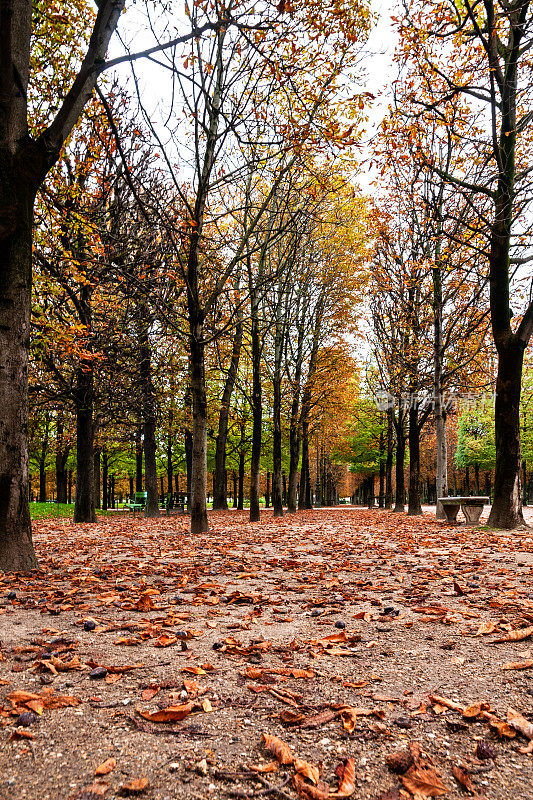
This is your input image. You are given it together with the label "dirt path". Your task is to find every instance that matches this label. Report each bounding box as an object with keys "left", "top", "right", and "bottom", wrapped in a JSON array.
[{"left": 1, "top": 508, "right": 532, "bottom": 800}]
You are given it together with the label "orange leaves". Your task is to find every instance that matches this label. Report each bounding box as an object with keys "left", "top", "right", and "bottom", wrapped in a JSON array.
[
  {"left": 262, "top": 735, "right": 356, "bottom": 798},
  {"left": 507, "top": 707, "right": 533, "bottom": 741},
  {"left": 5, "top": 687, "right": 81, "bottom": 717},
  {"left": 489, "top": 625, "right": 533, "bottom": 644},
  {"left": 262, "top": 733, "right": 295, "bottom": 765},
  {"left": 95, "top": 758, "right": 116, "bottom": 776},
  {"left": 119, "top": 777, "right": 149, "bottom": 795},
  {"left": 331, "top": 758, "right": 356, "bottom": 798},
  {"left": 399, "top": 744, "right": 448, "bottom": 797},
  {"left": 136, "top": 697, "right": 212, "bottom": 723},
  {"left": 401, "top": 765, "right": 448, "bottom": 797}
]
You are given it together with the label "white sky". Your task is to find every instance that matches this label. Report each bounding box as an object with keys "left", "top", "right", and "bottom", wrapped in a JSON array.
[{"left": 107, "top": 0, "right": 399, "bottom": 195}]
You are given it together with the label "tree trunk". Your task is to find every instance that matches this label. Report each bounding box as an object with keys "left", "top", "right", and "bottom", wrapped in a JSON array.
[
  {"left": 135, "top": 425, "right": 143, "bottom": 492},
  {"left": 232, "top": 470, "right": 238, "bottom": 508},
  {"left": 488, "top": 339, "right": 525, "bottom": 528},
  {"left": 367, "top": 474, "right": 375, "bottom": 508},
  {"left": 0, "top": 0, "right": 124, "bottom": 570},
  {"left": 39, "top": 457, "right": 46, "bottom": 503},
  {"left": 189, "top": 327, "right": 208, "bottom": 533},
  {"left": 272, "top": 355, "right": 284, "bottom": 518},
  {"left": 238, "top": 436, "right": 245, "bottom": 511},
  {"left": 139, "top": 307, "right": 160, "bottom": 518},
  {"left": 265, "top": 472, "right": 270, "bottom": 508},
  {"left": 385, "top": 410, "right": 393, "bottom": 509},
  {"left": 213, "top": 318, "right": 242, "bottom": 509},
  {"left": 378, "top": 427, "right": 385, "bottom": 508},
  {"left": 166, "top": 424, "right": 174, "bottom": 508},
  {"left": 299, "top": 420, "right": 312, "bottom": 509},
  {"left": 55, "top": 448, "right": 68, "bottom": 504},
  {"left": 249, "top": 291, "right": 262, "bottom": 522},
  {"left": 408, "top": 406, "right": 422, "bottom": 515},
  {"left": 393, "top": 420, "right": 406, "bottom": 513},
  {"left": 94, "top": 449, "right": 100, "bottom": 509},
  {"left": 432, "top": 264, "right": 448, "bottom": 519},
  {"left": 102, "top": 452, "right": 108, "bottom": 511},
  {"left": 73, "top": 384, "right": 95, "bottom": 522}
]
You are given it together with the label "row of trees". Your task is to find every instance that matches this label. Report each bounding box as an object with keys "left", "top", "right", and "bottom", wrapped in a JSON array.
[
  {"left": 0, "top": 0, "right": 373, "bottom": 570},
  {"left": 349, "top": 0, "right": 533, "bottom": 525}
]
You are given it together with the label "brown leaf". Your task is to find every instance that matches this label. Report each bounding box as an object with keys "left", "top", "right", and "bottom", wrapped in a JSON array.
[
  {"left": 280, "top": 708, "right": 339, "bottom": 728},
  {"left": 8, "top": 729, "right": 37, "bottom": 741},
  {"left": 339, "top": 706, "right": 372, "bottom": 733},
  {"left": 462, "top": 701, "right": 490, "bottom": 719},
  {"left": 247, "top": 762, "right": 279, "bottom": 773},
  {"left": 136, "top": 701, "right": 197, "bottom": 723},
  {"left": 502, "top": 659, "right": 533, "bottom": 670},
  {"left": 475, "top": 621, "right": 497, "bottom": 636},
  {"left": 153, "top": 634, "right": 178, "bottom": 647},
  {"left": 507, "top": 707, "right": 533, "bottom": 740},
  {"left": 453, "top": 764, "right": 475, "bottom": 793},
  {"left": 119, "top": 777, "right": 149, "bottom": 795},
  {"left": 429, "top": 694, "right": 465, "bottom": 713},
  {"left": 261, "top": 732, "right": 295, "bottom": 764},
  {"left": 490, "top": 625, "right": 533, "bottom": 643},
  {"left": 331, "top": 758, "right": 356, "bottom": 797},
  {"left": 293, "top": 773, "right": 330, "bottom": 799},
  {"left": 69, "top": 781, "right": 109, "bottom": 799},
  {"left": 294, "top": 757, "right": 321, "bottom": 785},
  {"left": 401, "top": 765, "right": 448, "bottom": 797},
  {"left": 95, "top": 758, "right": 116, "bottom": 776},
  {"left": 140, "top": 687, "right": 160, "bottom": 701}
]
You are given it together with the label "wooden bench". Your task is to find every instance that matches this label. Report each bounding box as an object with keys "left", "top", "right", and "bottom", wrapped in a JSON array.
[{"left": 438, "top": 496, "right": 490, "bottom": 525}]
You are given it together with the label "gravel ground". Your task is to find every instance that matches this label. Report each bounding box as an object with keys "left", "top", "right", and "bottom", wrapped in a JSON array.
[{"left": 0, "top": 507, "right": 532, "bottom": 800}]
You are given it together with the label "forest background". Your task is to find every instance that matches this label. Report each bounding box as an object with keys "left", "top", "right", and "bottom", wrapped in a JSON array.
[{"left": 2, "top": 0, "right": 533, "bottom": 571}]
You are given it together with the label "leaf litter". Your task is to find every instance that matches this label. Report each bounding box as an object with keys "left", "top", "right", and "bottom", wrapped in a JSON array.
[{"left": 0, "top": 507, "right": 533, "bottom": 798}]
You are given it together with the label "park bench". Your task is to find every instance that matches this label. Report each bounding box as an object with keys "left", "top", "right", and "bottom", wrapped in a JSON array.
[
  {"left": 438, "top": 496, "right": 490, "bottom": 525},
  {"left": 125, "top": 491, "right": 147, "bottom": 516},
  {"left": 158, "top": 492, "right": 187, "bottom": 514}
]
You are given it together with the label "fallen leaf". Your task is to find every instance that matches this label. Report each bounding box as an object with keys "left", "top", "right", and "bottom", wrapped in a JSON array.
[
  {"left": 502, "top": 660, "right": 533, "bottom": 670},
  {"left": 507, "top": 707, "right": 533, "bottom": 740},
  {"left": 95, "top": 758, "right": 116, "bottom": 776},
  {"left": 136, "top": 701, "right": 198, "bottom": 723},
  {"left": 401, "top": 765, "right": 448, "bottom": 797},
  {"left": 247, "top": 762, "right": 279, "bottom": 773},
  {"left": 262, "top": 732, "right": 295, "bottom": 764},
  {"left": 119, "top": 777, "right": 149, "bottom": 795},
  {"left": 294, "top": 757, "right": 321, "bottom": 785},
  {"left": 453, "top": 764, "right": 475, "bottom": 793},
  {"left": 293, "top": 773, "right": 330, "bottom": 799},
  {"left": 490, "top": 625, "right": 533, "bottom": 644},
  {"left": 331, "top": 758, "right": 356, "bottom": 797}
]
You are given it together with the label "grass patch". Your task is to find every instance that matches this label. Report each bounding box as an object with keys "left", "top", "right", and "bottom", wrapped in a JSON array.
[
  {"left": 29, "top": 502, "right": 120, "bottom": 520},
  {"left": 30, "top": 502, "right": 74, "bottom": 520}
]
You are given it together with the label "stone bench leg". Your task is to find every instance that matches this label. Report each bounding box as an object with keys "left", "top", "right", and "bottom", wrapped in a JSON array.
[
  {"left": 462, "top": 504, "right": 483, "bottom": 525},
  {"left": 443, "top": 504, "right": 460, "bottom": 523}
]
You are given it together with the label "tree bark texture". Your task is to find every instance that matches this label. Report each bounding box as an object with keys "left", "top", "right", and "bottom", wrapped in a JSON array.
[{"left": 213, "top": 318, "right": 242, "bottom": 509}]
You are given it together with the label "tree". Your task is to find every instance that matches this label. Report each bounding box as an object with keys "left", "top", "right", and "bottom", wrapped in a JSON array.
[
  {"left": 399, "top": 0, "right": 533, "bottom": 527},
  {"left": 0, "top": 0, "right": 124, "bottom": 570}
]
